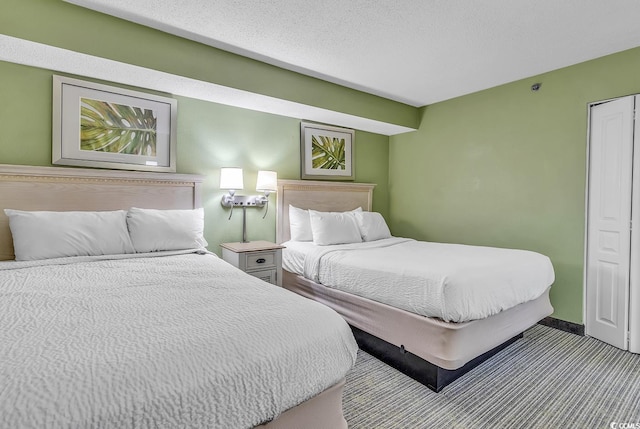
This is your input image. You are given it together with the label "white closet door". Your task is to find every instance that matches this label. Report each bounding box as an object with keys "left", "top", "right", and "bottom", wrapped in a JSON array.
[
  {"left": 631, "top": 95, "right": 640, "bottom": 353},
  {"left": 586, "top": 96, "right": 634, "bottom": 349}
]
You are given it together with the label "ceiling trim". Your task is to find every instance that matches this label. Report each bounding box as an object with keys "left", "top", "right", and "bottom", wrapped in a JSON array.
[{"left": 0, "top": 35, "right": 415, "bottom": 136}]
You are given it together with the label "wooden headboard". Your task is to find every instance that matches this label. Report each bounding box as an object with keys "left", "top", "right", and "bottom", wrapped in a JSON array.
[
  {"left": 0, "top": 164, "right": 204, "bottom": 261},
  {"left": 276, "top": 179, "right": 376, "bottom": 243}
]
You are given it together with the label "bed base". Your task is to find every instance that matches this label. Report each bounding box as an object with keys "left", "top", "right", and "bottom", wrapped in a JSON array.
[
  {"left": 282, "top": 270, "right": 553, "bottom": 393},
  {"left": 257, "top": 378, "right": 347, "bottom": 429},
  {"left": 351, "top": 325, "right": 522, "bottom": 392}
]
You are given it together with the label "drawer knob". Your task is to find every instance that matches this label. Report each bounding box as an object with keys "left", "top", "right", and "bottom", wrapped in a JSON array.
[{"left": 256, "top": 258, "right": 266, "bottom": 264}]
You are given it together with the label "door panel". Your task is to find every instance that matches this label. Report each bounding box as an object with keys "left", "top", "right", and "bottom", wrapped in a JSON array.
[
  {"left": 586, "top": 96, "right": 634, "bottom": 350},
  {"left": 595, "top": 261, "right": 617, "bottom": 325}
]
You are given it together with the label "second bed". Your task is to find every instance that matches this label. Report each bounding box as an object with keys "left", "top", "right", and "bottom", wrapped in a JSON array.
[{"left": 276, "top": 179, "right": 555, "bottom": 392}]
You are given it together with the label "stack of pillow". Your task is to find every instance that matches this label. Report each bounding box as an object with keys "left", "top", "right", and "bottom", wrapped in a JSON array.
[
  {"left": 289, "top": 205, "right": 391, "bottom": 245},
  {"left": 4, "top": 207, "right": 208, "bottom": 261}
]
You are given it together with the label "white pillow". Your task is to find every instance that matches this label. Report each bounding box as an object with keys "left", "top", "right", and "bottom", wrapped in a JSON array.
[
  {"left": 289, "top": 205, "right": 363, "bottom": 242},
  {"left": 355, "top": 211, "right": 392, "bottom": 241},
  {"left": 4, "top": 209, "right": 134, "bottom": 261},
  {"left": 289, "top": 205, "right": 313, "bottom": 241},
  {"left": 309, "top": 209, "right": 362, "bottom": 246},
  {"left": 127, "top": 207, "right": 208, "bottom": 253}
]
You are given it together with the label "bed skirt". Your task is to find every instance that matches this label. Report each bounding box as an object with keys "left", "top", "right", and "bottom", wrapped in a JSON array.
[
  {"left": 282, "top": 270, "right": 553, "bottom": 371},
  {"left": 257, "top": 378, "right": 347, "bottom": 429}
]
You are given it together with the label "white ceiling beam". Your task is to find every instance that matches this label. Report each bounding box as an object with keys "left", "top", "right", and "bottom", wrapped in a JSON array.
[{"left": 0, "top": 35, "right": 415, "bottom": 136}]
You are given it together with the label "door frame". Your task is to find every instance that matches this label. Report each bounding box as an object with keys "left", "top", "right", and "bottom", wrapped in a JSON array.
[{"left": 631, "top": 97, "right": 640, "bottom": 353}]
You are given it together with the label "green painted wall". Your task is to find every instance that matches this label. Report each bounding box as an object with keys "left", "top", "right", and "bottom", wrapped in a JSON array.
[
  {"left": 0, "top": 0, "right": 394, "bottom": 255},
  {"left": 390, "top": 47, "right": 640, "bottom": 324},
  {"left": 177, "top": 96, "right": 390, "bottom": 248},
  {"left": 0, "top": 60, "right": 390, "bottom": 254},
  {"left": 0, "top": 0, "right": 417, "bottom": 129}
]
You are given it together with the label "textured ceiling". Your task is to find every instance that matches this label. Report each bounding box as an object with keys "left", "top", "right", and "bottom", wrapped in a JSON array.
[{"left": 66, "top": 0, "right": 640, "bottom": 107}]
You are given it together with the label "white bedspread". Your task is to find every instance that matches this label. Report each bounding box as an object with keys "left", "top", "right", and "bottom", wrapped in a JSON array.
[
  {"left": 283, "top": 238, "right": 555, "bottom": 322},
  {"left": 0, "top": 252, "right": 357, "bottom": 429}
]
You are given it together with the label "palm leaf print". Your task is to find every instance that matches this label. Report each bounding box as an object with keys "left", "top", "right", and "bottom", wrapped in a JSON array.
[
  {"left": 80, "top": 98, "right": 157, "bottom": 156},
  {"left": 311, "top": 135, "right": 346, "bottom": 170}
]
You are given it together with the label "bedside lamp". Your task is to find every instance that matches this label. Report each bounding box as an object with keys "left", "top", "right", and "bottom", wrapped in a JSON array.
[
  {"left": 220, "top": 168, "right": 277, "bottom": 243},
  {"left": 256, "top": 170, "right": 278, "bottom": 218}
]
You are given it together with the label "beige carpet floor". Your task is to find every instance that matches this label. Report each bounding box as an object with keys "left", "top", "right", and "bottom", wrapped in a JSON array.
[{"left": 343, "top": 325, "right": 640, "bottom": 428}]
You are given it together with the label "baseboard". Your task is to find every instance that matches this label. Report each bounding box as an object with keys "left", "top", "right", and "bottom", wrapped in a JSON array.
[{"left": 538, "top": 317, "right": 585, "bottom": 336}]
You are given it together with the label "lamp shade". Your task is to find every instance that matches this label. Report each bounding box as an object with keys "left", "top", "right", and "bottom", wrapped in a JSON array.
[
  {"left": 256, "top": 170, "right": 278, "bottom": 192},
  {"left": 220, "top": 168, "right": 243, "bottom": 190}
]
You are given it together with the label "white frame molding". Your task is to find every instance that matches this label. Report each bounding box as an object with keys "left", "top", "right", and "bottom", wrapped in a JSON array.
[
  {"left": 300, "top": 122, "right": 355, "bottom": 181},
  {"left": 52, "top": 75, "right": 177, "bottom": 173}
]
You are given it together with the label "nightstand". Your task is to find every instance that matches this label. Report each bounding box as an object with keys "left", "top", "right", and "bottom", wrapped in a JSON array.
[{"left": 220, "top": 241, "right": 285, "bottom": 286}]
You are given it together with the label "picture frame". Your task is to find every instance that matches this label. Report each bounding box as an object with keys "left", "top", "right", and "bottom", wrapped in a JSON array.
[
  {"left": 52, "top": 75, "right": 177, "bottom": 172},
  {"left": 300, "top": 121, "right": 355, "bottom": 180}
]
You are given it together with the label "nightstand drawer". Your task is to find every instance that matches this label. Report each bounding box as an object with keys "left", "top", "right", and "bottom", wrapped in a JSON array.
[
  {"left": 249, "top": 269, "right": 277, "bottom": 284},
  {"left": 245, "top": 250, "right": 276, "bottom": 270}
]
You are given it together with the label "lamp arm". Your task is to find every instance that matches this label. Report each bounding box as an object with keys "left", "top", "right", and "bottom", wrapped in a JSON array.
[
  {"left": 221, "top": 190, "right": 236, "bottom": 219},
  {"left": 258, "top": 191, "right": 272, "bottom": 219}
]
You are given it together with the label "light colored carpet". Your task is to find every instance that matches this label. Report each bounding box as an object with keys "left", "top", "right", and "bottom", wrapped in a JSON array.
[{"left": 343, "top": 325, "right": 640, "bottom": 428}]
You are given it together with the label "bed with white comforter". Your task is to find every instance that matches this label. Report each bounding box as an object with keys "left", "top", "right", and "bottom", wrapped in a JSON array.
[
  {"left": 0, "top": 251, "right": 358, "bottom": 429},
  {"left": 283, "top": 237, "right": 555, "bottom": 322},
  {"left": 276, "top": 179, "right": 555, "bottom": 392}
]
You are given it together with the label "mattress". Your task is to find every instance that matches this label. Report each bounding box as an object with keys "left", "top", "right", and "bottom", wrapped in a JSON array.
[
  {"left": 0, "top": 251, "right": 358, "bottom": 429},
  {"left": 283, "top": 238, "right": 555, "bottom": 322}
]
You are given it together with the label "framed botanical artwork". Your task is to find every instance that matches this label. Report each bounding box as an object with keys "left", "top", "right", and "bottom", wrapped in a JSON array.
[
  {"left": 300, "top": 122, "right": 355, "bottom": 180},
  {"left": 52, "top": 75, "right": 177, "bottom": 172}
]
